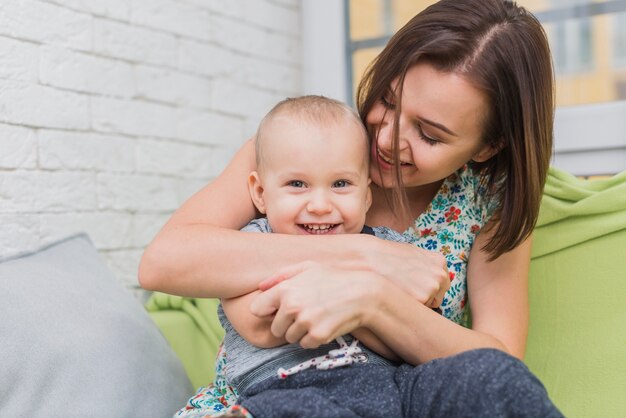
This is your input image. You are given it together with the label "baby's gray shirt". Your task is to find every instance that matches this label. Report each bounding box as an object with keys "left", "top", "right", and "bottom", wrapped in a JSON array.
[{"left": 217, "top": 217, "right": 407, "bottom": 393}]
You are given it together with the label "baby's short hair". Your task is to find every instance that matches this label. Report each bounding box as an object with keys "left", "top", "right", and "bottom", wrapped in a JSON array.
[{"left": 255, "top": 95, "right": 369, "bottom": 170}]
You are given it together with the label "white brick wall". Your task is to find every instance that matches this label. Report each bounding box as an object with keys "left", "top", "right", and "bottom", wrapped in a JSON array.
[{"left": 0, "top": 0, "right": 302, "bottom": 295}]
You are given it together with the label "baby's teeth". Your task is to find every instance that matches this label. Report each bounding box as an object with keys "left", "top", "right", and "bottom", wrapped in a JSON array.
[{"left": 305, "top": 224, "right": 331, "bottom": 230}]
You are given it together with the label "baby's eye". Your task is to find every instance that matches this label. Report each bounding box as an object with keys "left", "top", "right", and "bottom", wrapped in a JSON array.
[
  {"left": 332, "top": 180, "right": 350, "bottom": 188},
  {"left": 288, "top": 180, "right": 305, "bottom": 188}
]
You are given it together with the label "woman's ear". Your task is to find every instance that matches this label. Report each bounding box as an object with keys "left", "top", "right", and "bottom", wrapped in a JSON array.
[
  {"left": 248, "top": 171, "right": 266, "bottom": 214},
  {"left": 472, "top": 141, "right": 502, "bottom": 163}
]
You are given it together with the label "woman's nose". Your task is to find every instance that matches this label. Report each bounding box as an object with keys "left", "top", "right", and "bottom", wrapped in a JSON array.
[
  {"left": 306, "top": 190, "right": 333, "bottom": 214},
  {"left": 376, "top": 121, "right": 393, "bottom": 150},
  {"left": 375, "top": 119, "right": 408, "bottom": 153}
]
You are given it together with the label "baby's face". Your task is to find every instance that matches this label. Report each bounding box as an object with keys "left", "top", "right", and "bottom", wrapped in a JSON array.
[{"left": 254, "top": 117, "right": 371, "bottom": 235}]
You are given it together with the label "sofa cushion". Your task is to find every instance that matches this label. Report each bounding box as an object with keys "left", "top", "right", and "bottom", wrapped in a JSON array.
[
  {"left": 147, "top": 293, "right": 224, "bottom": 389},
  {"left": 526, "top": 168, "right": 626, "bottom": 418},
  {"left": 0, "top": 234, "right": 193, "bottom": 417}
]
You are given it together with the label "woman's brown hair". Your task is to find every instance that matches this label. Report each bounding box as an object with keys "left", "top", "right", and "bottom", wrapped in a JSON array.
[{"left": 357, "top": 0, "right": 554, "bottom": 260}]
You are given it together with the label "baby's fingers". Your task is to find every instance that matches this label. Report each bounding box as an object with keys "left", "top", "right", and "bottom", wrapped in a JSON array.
[{"left": 249, "top": 288, "right": 280, "bottom": 317}]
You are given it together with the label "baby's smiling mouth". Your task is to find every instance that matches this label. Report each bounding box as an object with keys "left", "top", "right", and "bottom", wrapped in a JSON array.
[{"left": 299, "top": 223, "right": 338, "bottom": 234}]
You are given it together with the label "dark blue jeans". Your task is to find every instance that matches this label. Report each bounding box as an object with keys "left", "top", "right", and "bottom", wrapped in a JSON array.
[{"left": 238, "top": 348, "right": 563, "bottom": 418}]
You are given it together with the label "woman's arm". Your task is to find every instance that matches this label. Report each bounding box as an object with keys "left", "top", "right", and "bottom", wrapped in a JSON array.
[
  {"left": 138, "top": 140, "right": 371, "bottom": 298},
  {"left": 139, "top": 139, "right": 260, "bottom": 297},
  {"left": 358, "top": 224, "right": 531, "bottom": 362},
  {"left": 350, "top": 328, "right": 401, "bottom": 361},
  {"left": 250, "top": 223, "right": 531, "bottom": 363},
  {"left": 139, "top": 139, "right": 450, "bottom": 301},
  {"left": 363, "top": 233, "right": 530, "bottom": 363},
  {"left": 465, "top": 231, "right": 531, "bottom": 359}
]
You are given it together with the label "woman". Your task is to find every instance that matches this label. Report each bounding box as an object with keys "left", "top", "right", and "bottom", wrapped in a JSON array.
[{"left": 140, "top": 0, "right": 561, "bottom": 416}]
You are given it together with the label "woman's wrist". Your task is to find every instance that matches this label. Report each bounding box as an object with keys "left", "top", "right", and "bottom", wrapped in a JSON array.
[
  {"left": 357, "top": 270, "right": 388, "bottom": 328},
  {"left": 336, "top": 233, "right": 383, "bottom": 274}
]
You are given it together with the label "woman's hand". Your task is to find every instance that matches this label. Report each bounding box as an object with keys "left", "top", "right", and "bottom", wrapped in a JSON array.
[
  {"left": 366, "top": 239, "right": 450, "bottom": 308},
  {"left": 249, "top": 262, "right": 385, "bottom": 349},
  {"left": 259, "top": 238, "right": 450, "bottom": 309}
]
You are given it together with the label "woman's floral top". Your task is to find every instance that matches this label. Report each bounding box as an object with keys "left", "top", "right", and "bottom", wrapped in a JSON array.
[
  {"left": 402, "top": 164, "right": 498, "bottom": 325},
  {"left": 175, "top": 344, "right": 249, "bottom": 418},
  {"left": 175, "top": 165, "right": 498, "bottom": 417}
]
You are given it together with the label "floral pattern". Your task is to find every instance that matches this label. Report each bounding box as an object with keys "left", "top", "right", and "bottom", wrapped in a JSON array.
[
  {"left": 174, "top": 165, "right": 497, "bottom": 417},
  {"left": 175, "top": 344, "right": 250, "bottom": 418},
  {"left": 402, "top": 165, "right": 497, "bottom": 324}
]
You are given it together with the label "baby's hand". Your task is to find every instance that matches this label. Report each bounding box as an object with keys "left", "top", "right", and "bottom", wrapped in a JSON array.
[{"left": 250, "top": 263, "right": 379, "bottom": 349}]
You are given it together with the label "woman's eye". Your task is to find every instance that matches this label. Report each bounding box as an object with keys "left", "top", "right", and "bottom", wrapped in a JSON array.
[
  {"left": 416, "top": 123, "right": 440, "bottom": 146},
  {"left": 288, "top": 180, "right": 305, "bottom": 188},
  {"left": 332, "top": 180, "right": 349, "bottom": 188},
  {"left": 381, "top": 90, "right": 396, "bottom": 109}
]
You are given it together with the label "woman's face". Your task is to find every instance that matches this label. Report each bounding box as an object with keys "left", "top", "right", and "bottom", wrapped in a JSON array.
[{"left": 366, "top": 62, "right": 496, "bottom": 191}]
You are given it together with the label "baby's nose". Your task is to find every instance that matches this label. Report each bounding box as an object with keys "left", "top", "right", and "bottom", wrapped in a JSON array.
[{"left": 306, "top": 190, "right": 333, "bottom": 214}]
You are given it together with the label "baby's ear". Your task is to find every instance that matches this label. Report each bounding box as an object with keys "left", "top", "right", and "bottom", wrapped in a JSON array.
[
  {"left": 248, "top": 171, "right": 266, "bottom": 214},
  {"left": 365, "top": 179, "right": 373, "bottom": 212}
]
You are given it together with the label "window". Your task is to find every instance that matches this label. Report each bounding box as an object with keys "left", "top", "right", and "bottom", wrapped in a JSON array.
[
  {"left": 547, "top": 0, "right": 593, "bottom": 74},
  {"left": 346, "top": 0, "right": 626, "bottom": 107},
  {"left": 614, "top": 12, "right": 626, "bottom": 69},
  {"left": 346, "top": 0, "right": 431, "bottom": 104}
]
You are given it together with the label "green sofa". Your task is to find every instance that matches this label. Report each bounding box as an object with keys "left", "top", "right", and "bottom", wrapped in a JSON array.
[{"left": 147, "top": 167, "right": 626, "bottom": 418}]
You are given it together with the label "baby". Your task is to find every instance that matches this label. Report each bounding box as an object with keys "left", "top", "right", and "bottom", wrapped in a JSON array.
[{"left": 217, "top": 95, "right": 407, "bottom": 417}]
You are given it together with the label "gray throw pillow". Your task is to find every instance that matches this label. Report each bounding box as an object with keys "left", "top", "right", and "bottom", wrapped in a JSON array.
[{"left": 0, "top": 234, "right": 193, "bottom": 417}]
